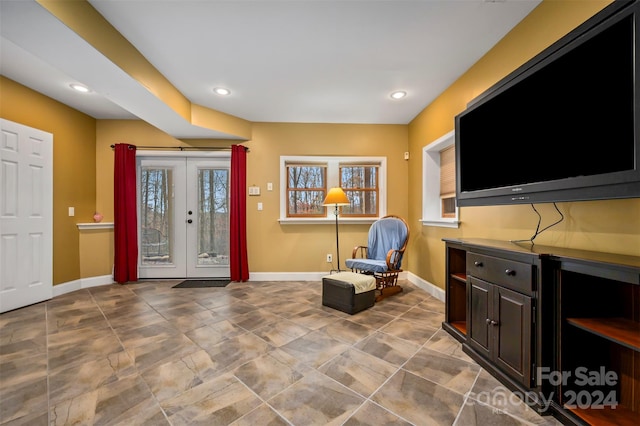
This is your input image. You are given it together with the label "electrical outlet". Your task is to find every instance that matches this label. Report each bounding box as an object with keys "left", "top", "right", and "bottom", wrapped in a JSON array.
[{"left": 326, "top": 254, "right": 333, "bottom": 263}]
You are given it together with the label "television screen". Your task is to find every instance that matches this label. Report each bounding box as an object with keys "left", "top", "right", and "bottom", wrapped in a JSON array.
[{"left": 455, "top": 0, "right": 639, "bottom": 206}]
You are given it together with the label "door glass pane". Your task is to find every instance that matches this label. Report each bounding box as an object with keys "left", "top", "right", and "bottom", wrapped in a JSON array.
[
  {"left": 140, "top": 167, "right": 173, "bottom": 265},
  {"left": 197, "top": 168, "right": 229, "bottom": 266}
]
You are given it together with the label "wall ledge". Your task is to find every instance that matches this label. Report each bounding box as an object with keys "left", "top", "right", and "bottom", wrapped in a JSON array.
[{"left": 77, "top": 222, "right": 114, "bottom": 230}]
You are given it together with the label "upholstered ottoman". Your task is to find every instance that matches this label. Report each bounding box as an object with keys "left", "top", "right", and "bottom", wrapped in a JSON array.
[{"left": 322, "top": 271, "right": 376, "bottom": 314}]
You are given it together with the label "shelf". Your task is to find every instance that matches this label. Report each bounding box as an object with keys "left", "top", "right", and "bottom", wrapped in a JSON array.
[
  {"left": 567, "top": 405, "right": 638, "bottom": 426},
  {"left": 451, "top": 321, "right": 466, "bottom": 335},
  {"left": 450, "top": 272, "right": 467, "bottom": 283},
  {"left": 567, "top": 317, "right": 640, "bottom": 352},
  {"left": 77, "top": 222, "right": 114, "bottom": 230}
]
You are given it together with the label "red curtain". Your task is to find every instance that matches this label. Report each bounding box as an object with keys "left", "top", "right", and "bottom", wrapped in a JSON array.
[
  {"left": 113, "top": 143, "right": 138, "bottom": 284},
  {"left": 230, "top": 145, "right": 249, "bottom": 281}
]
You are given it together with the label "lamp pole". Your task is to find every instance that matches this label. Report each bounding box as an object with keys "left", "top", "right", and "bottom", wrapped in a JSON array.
[
  {"left": 333, "top": 205, "right": 341, "bottom": 272},
  {"left": 322, "top": 187, "right": 349, "bottom": 274}
]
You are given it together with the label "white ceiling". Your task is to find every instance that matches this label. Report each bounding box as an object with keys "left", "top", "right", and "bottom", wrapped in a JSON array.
[{"left": 0, "top": 0, "right": 541, "bottom": 139}]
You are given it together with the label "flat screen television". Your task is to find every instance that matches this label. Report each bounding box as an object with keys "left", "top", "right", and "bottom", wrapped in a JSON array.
[{"left": 455, "top": 0, "right": 640, "bottom": 207}]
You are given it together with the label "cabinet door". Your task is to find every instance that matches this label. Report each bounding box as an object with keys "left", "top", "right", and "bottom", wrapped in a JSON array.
[
  {"left": 493, "top": 286, "right": 532, "bottom": 386},
  {"left": 467, "top": 276, "right": 492, "bottom": 359}
]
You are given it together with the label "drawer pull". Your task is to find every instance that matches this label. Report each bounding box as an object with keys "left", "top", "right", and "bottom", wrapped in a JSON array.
[
  {"left": 485, "top": 318, "right": 499, "bottom": 326},
  {"left": 505, "top": 269, "right": 516, "bottom": 276},
  {"left": 474, "top": 261, "right": 483, "bottom": 267}
]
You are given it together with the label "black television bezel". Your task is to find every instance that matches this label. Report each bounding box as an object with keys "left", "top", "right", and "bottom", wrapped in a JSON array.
[{"left": 455, "top": 0, "right": 640, "bottom": 207}]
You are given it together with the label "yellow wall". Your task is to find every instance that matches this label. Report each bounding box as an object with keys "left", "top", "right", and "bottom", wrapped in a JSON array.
[
  {"left": 243, "top": 123, "right": 408, "bottom": 272},
  {"left": 3, "top": 0, "right": 639, "bottom": 287},
  {"left": 0, "top": 76, "right": 96, "bottom": 285},
  {"left": 407, "top": 0, "right": 640, "bottom": 289},
  {"left": 79, "top": 229, "right": 113, "bottom": 279},
  {"left": 95, "top": 120, "right": 237, "bottom": 219},
  {"left": 95, "top": 120, "right": 408, "bottom": 275}
]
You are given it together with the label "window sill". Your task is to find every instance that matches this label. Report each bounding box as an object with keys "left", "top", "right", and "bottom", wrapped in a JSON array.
[
  {"left": 421, "top": 219, "right": 460, "bottom": 229},
  {"left": 77, "top": 222, "right": 114, "bottom": 230},
  {"left": 278, "top": 217, "right": 378, "bottom": 225}
]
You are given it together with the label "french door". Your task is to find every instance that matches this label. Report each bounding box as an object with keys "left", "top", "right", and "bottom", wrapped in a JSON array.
[{"left": 137, "top": 154, "right": 230, "bottom": 279}]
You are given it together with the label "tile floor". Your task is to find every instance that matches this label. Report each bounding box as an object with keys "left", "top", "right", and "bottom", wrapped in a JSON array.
[{"left": 0, "top": 279, "right": 562, "bottom": 425}]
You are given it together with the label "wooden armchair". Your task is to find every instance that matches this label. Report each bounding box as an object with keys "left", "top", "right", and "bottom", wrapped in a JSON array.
[{"left": 345, "top": 215, "right": 409, "bottom": 301}]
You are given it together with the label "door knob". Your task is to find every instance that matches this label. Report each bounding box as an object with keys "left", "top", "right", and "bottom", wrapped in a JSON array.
[
  {"left": 187, "top": 219, "right": 193, "bottom": 224},
  {"left": 188, "top": 210, "right": 193, "bottom": 215}
]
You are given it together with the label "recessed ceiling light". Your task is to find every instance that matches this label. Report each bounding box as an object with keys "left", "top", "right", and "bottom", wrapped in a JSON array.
[
  {"left": 70, "top": 83, "right": 90, "bottom": 93},
  {"left": 390, "top": 91, "right": 407, "bottom": 100},
  {"left": 213, "top": 87, "right": 231, "bottom": 96}
]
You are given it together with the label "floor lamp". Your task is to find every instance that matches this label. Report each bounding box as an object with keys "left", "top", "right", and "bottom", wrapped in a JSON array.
[{"left": 322, "top": 187, "right": 350, "bottom": 272}]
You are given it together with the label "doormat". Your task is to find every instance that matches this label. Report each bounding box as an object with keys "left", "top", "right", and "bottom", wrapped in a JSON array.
[{"left": 172, "top": 280, "right": 231, "bottom": 288}]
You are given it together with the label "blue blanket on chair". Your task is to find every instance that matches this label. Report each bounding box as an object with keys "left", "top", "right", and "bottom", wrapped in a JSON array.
[{"left": 345, "top": 217, "right": 407, "bottom": 273}]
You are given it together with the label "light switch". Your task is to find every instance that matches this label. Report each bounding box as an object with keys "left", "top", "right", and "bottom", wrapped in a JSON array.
[
  {"left": 249, "top": 186, "right": 260, "bottom": 196},
  {"left": 257, "top": 202, "right": 263, "bottom": 211},
  {"left": 68, "top": 207, "right": 75, "bottom": 217},
  {"left": 267, "top": 182, "right": 273, "bottom": 191}
]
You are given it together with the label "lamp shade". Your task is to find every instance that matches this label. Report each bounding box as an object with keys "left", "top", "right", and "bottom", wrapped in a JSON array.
[{"left": 322, "top": 187, "right": 350, "bottom": 206}]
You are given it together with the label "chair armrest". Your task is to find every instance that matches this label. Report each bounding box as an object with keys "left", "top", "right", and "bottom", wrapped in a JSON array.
[
  {"left": 352, "top": 245, "right": 368, "bottom": 258},
  {"left": 386, "top": 249, "right": 405, "bottom": 271}
]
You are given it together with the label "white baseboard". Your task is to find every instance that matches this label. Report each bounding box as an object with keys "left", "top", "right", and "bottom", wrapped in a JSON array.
[
  {"left": 247, "top": 272, "right": 328, "bottom": 281},
  {"left": 248, "top": 271, "right": 413, "bottom": 282},
  {"left": 405, "top": 271, "right": 445, "bottom": 302},
  {"left": 52, "top": 275, "right": 114, "bottom": 297},
  {"left": 50, "top": 271, "right": 445, "bottom": 303}
]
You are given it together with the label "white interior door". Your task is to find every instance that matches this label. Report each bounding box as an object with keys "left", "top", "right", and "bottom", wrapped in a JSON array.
[
  {"left": 138, "top": 154, "right": 230, "bottom": 279},
  {"left": 0, "top": 119, "right": 53, "bottom": 313}
]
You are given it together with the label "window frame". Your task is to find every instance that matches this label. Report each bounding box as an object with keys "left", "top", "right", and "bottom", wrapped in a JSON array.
[
  {"left": 421, "top": 130, "right": 460, "bottom": 228},
  {"left": 339, "top": 162, "right": 380, "bottom": 218},
  {"left": 285, "top": 162, "right": 327, "bottom": 218},
  {"left": 279, "top": 155, "right": 387, "bottom": 224}
]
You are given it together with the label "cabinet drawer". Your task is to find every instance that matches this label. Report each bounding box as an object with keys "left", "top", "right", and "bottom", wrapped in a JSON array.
[{"left": 467, "top": 252, "right": 533, "bottom": 294}]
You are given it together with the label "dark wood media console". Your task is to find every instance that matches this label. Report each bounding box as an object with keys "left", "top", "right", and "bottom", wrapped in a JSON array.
[{"left": 442, "top": 238, "right": 640, "bottom": 426}]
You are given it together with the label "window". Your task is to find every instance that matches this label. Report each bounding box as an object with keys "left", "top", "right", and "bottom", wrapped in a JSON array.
[
  {"left": 340, "top": 163, "right": 379, "bottom": 217},
  {"left": 286, "top": 163, "right": 326, "bottom": 217},
  {"left": 439, "top": 145, "right": 456, "bottom": 218},
  {"left": 280, "top": 156, "right": 386, "bottom": 223},
  {"left": 422, "top": 130, "right": 460, "bottom": 228}
]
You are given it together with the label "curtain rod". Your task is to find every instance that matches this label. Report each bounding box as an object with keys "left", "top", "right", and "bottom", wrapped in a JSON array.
[{"left": 109, "top": 144, "right": 248, "bottom": 151}]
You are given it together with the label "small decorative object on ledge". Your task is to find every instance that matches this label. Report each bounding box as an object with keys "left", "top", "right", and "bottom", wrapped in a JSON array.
[{"left": 93, "top": 212, "right": 103, "bottom": 223}]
